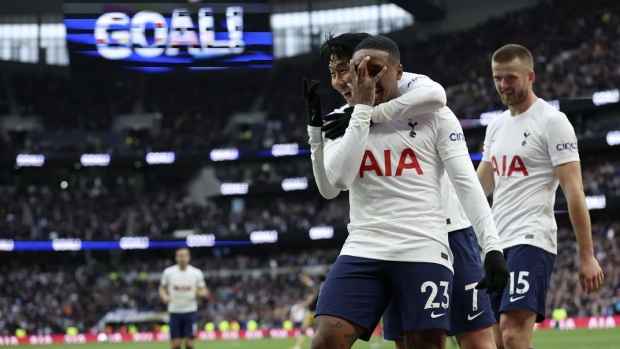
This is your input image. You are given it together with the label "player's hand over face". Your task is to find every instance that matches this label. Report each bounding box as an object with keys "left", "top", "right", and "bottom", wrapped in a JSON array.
[
  {"left": 348, "top": 55, "right": 387, "bottom": 107},
  {"left": 578, "top": 255, "right": 604, "bottom": 294},
  {"left": 302, "top": 78, "right": 323, "bottom": 127},
  {"left": 476, "top": 250, "right": 509, "bottom": 293}
]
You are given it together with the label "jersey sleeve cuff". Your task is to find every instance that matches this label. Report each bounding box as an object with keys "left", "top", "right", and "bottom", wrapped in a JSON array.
[
  {"left": 307, "top": 126, "right": 323, "bottom": 144},
  {"left": 551, "top": 156, "right": 580, "bottom": 167},
  {"left": 440, "top": 149, "right": 471, "bottom": 162}
]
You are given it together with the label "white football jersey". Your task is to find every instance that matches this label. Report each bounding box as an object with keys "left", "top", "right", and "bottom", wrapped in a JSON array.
[
  {"left": 324, "top": 105, "right": 470, "bottom": 271},
  {"left": 160, "top": 265, "right": 206, "bottom": 313},
  {"left": 324, "top": 73, "right": 472, "bottom": 232},
  {"left": 482, "top": 98, "right": 579, "bottom": 254},
  {"left": 398, "top": 73, "right": 471, "bottom": 232},
  {"left": 290, "top": 303, "right": 307, "bottom": 323}
]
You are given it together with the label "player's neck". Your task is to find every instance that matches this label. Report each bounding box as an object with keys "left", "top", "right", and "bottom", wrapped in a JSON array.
[
  {"left": 508, "top": 92, "right": 538, "bottom": 116},
  {"left": 178, "top": 264, "right": 188, "bottom": 270}
]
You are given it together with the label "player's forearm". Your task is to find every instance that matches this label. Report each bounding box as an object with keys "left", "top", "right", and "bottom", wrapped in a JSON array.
[
  {"left": 196, "top": 287, "right": 208, "bottom": 298},
  {"left": 323, "top": 105, "right": 372, "bottom": 190},
  {"left": 566, "top": 189, "right": 594, "bottom": 258},
  {"left": 476, "top": 161, "right": 495, "bottom": 197},
  {"left": 302, "top": 294, "right": 317, "bottom": 308},
  {"left": 308, "top": 126, "right": 340, "bottom": 199},
  {"left": 370, "top": 82, "right": 446, "bottom": 123},
  {"left": 158, "top": 287, "right": 169, "bottom": 300},
  {"left": 444, "top": 155, "right": 502, "bottom": 253}
]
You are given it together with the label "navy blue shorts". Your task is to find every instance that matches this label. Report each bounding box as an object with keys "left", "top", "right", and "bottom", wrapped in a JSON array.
[
  {"left": 169, "top": 311, "right": 197, "bottom": 339},
  {"left": 489, "top": 244, "right": 556, "bottom": 323},
  {"left": 315, "top": 255, "right": 453, "bottom": 341},
  {"left": 384, "top": 227, "right": 495, "bottom": 340}
]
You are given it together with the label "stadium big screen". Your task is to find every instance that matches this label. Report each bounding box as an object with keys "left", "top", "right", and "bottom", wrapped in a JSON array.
[{"left": 63, "top": 0, "right": 273, "bottom": 73}]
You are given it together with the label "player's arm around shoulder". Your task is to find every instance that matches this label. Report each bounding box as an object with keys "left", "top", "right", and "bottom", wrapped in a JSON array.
[
  {"left": 322, "top": 105, "right": 373, "bottom": 190},
  {"left": 370, "top": 72, "right": 447, "bottom": 124}
]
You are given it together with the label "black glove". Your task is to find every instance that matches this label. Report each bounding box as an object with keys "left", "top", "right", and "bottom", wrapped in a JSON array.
[
  {"left": 302, "top": 78, "right": 323, "bottom": 127},
  {"left": 476, "top": 250, "right": 509, "bottom": 293},
  {"left": 321, "top": 107, "right": 354, "bottom": 140}
]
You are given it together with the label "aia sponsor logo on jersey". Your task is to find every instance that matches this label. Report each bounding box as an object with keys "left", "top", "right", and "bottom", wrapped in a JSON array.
[
  {"left": 491, "top": 155, "right": 529, "bottom": 177},
  {"left": 359, "top": 148, "right": 423, "bottom": 178},
  {"left": 173, "top": 285, "right": 192, "bottom": 292}
]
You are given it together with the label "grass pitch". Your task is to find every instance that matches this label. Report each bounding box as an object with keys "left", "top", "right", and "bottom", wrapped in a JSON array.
[{"left": 16, "top": 328, "right": 620, "bottom": 349}]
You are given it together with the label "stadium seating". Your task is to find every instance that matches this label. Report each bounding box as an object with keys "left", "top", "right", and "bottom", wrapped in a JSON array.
[
  {"left": 1, "top": 222, "right": 618, "bottom": 335},
  {"left": 1, "top": 2, "right": 618, "bottom": 155}
]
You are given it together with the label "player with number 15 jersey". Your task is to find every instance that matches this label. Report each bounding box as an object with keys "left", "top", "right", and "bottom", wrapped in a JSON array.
[{"left": 477, "top": 44, "right": 603, "bottom": 349}]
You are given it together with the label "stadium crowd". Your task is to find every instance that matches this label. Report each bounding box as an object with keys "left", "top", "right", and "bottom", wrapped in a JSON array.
[
  {"left": 547, "top": 222, "right": 620, "bottom": 318},
  {"left": 403, "top": 0, "right": 620, "bottom": 119},
  {"left": 0, "top": 249, "right": 339, "bottom": 336},
  {"left": 0, "top": 0, "right": 617, "bottom": 156},
  {"left": 263, "top": 0, "right": 620, "bottom": 133},
  {"left": 0, "top": 221, "right": 618, "bottom": 336},
  {"left": 1, "top": 156, "right": 619, "bottom": 241},
  {"left": 3, "top": 175, "right": 349, "bottom": 240}
]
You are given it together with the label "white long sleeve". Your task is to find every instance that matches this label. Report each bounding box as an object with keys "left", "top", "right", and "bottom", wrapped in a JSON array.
[
  {"left": 308, "top": 125, "right": 340, "bottom": 199},
  {"left": 323, "top": 105, "right": 372, "bottom": 191},
  {"left": 443, "top": 154, "right": 503, "bottom": 254},
  {"left": 370, "top": 73, "right": 447, "bottom": 123}
]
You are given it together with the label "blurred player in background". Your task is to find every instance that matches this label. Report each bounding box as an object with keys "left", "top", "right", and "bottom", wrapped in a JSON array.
[
  {"left": 369, "top": 317, "right": 385, "bottom": 349},
  {"left": 159, "top": 248, "right": 209, "bottom": 349},
  {"left": 290, "top": 274, "right": 322, "bottom": 349},
  {"left": 305, "top": 35, "right": 507, "bottom": 349},
  {"left": 304, "top": 32, "right": 507, "bottom": 349},
  {"left": 290, "top": 301, "right": 308, "bottom": 330},
  {"left": 476, "top": 44, "right": 604, "bottom": 349}
]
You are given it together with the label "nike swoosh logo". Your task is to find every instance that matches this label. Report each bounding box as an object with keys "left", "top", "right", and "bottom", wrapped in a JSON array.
[
  {"left": 467, "top": 311, "right": 484, "bottom": 321},
  {"left": 510, "top": 295, "right": 526, "bottom": 302},
  {"left": 430, "top": 312, "right": 446, "bottom": 319}
]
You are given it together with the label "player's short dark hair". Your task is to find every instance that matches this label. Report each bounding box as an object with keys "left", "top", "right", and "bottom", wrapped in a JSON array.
[
  {"left": 354, "top": 35, "right": 400, "bottom": 62},
  {"left": 492, "top": 44, "right": 534, "bottom": 71},
  {"left": 176, "top": 247, "right": 190, "bottom": 254},
  {"left": 319, "top": 32, "right": 372, "bottom": 62}
]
